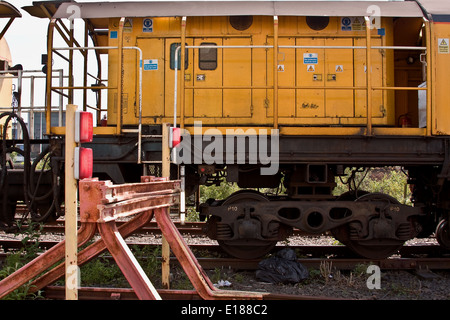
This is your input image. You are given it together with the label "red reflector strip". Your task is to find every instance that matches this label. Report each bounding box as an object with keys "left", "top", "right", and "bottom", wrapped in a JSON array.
[
  {"left": 75, "top": 111, "right": 93, "bottom": 143},
  {"left": 171, "top": 127, "right": 181, "bottom": 148},
  {"left": 74, "top": 147, "right": 93, "bottom": 180}
]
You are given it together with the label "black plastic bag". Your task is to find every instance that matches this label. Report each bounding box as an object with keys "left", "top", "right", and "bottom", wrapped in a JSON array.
[{"left": 255, "top": 248, "right": 309, "bottom": 284}]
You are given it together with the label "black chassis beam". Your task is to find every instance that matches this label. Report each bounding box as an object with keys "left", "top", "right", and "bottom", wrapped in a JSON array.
[
  {"left": 278, "top": 135, "right": 450, "bottom": 166},
  {"left": 50, "top": 132, "right": 450, "bottom": 182},
  {"left": 177, "top": 133, "right": 450, "bottom": 167},
  {"left": 56, "top": 131, "right": 450, "bottom": 167}
]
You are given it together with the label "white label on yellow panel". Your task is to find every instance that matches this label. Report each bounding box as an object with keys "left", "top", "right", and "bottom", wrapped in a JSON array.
[
  {"left": 143, "top": 59, "right": 158, "bottom": 70},
  {"left": 335, "top": 65, "right": 344, "bottom": 72},
  {"left": 307, "top": 65, "right": 315, "bottom": 72},
  {"left": 278, "top": 64, "right": 285, "bottom": 72},
  {"left": 303, "top": 53, "right": 318, "bottom": 64},
  {"left": 438, "top": 38, "right": 449, "bottom": 54}
]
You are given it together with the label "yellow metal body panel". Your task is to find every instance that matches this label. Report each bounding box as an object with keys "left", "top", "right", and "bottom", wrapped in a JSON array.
[
  {"left": 139, "top": 38, "right": 165, "bottom": 118},
  {"left": 432, "top": 23, "right": 450, "bottom": 135},
  {"left": 223, "top": 37, "right": 252, "bottom": 118},
  {"left": 106, "top": 16, "right": 397, "bottom": 128},
  {"left": 193, "top": 37, "right": 223, "bottom": 118}
]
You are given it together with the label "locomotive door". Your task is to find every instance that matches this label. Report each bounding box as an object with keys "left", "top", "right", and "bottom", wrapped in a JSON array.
[
  {"left": 324, "top": 38, "right": 354, "bottom": 118},
  {"left": 138, "top": 38, "right": 165, "bottom": 118},
  {"left": 296, "top": 38, "right": 325, "bottom": 118},
  {"left": 164, "top": 39, "right": 194, "bottom": 118},
  {"left": 267, "top": 37, "right": 296, "bottom": 118},
  {"left": 354, "top": 37, "right": 384, "bottom": 119},
  {"left": 296, "top": 38, "right": 354, "bottom": 120},
  {"left": 193, "top": 38, "right": 223, "bottom": 118},
  {"left": 223, "top": 37, "right": 252, "bottom": 118}
]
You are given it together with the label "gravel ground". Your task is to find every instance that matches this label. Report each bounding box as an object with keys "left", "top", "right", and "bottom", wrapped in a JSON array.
[
  {"left": 200, "top": 236, "right": 450, "bottom": 300},
  {"left": 219, "top": 266, "right": 450, "bottom": 300}
]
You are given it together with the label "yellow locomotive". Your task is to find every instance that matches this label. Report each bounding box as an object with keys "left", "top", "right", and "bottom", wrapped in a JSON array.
[{"left": 5, "top": 0, "right": 449, "bottom": 259}]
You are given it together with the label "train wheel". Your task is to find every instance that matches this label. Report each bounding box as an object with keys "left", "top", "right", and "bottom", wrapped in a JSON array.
[
  {"left": 217, "top": 190, "right": 279, "bottom": 259},
  {"left": 436, "top": 219, "right": 450, "bottom": 250},
  {"left": 332, "top": 192, "right": 405, "bottom": 259}
]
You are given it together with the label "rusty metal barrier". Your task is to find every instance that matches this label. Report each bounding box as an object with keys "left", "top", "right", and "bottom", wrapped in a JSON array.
[{"left": 0, "top": 176, "right": 266, "bottom": 300}]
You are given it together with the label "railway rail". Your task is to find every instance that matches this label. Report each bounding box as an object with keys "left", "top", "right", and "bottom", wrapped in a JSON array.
[
  {"left": 12, "top": 219, "right": 309, "bottom": 237},
  {"left": 1, "top": 236, "right": 449, "bottom": 270}
]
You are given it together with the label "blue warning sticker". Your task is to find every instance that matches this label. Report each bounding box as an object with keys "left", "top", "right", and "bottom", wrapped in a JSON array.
[{"left": 143, "top": 18, "right": 153, "bottom": 33}]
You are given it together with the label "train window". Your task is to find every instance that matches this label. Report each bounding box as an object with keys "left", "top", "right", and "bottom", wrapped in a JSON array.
[
  {"left": 230, "top": 16, "right": 253, "bottom": 31},
  {"left": 199, "top": 43, "right": 217, "bottom": 70},
  {"left": 170, "top": 43, "right": 189, "bottom": 70},
  {"left": 306, "top": 16, "right": 330, "bottom": 31}
]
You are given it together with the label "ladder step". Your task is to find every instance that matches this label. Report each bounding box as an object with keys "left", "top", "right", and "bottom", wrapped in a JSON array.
[
  {"left": 142, "top": 135, "right": 162, "bottom": 138},
  {"left": 142, "top": 160, "right": 162, "bottom": 164}
]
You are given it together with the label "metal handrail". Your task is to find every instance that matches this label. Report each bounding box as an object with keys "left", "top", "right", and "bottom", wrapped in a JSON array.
[
  {"left": 49, "top": 45, "right": 143, "bottom": 139},
  {"left": 0, "top": 69, "right": 67, "bottom": 139}
]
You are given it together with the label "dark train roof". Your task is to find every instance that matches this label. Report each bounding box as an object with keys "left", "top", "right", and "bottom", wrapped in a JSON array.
[
  {"left": 416, "top": 0, "right": 450, "bottom": 22},
  {"left": 22, "top": 0, "right": 450, "bottom": 22}
]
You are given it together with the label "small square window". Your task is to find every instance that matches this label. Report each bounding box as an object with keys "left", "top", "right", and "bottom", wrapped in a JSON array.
[
  {"left": 199, "top": 43, "right": 217, "bottom": 70},
  {"left": 170, "top": 43, "right": 189, "bottom": 70}
]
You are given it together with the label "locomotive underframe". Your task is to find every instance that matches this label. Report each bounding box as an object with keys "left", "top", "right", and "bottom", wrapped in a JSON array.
[{"left": 187, "top": 132, "right": 450, "bottom": 258}]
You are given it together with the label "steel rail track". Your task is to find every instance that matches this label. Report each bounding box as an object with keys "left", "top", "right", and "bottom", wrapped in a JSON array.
[
  {"left": 1, "top": 238, "right": 449, "bottom": 269},
  {"left": 16, "top": 220, "right": 310, "bottom": 236}
]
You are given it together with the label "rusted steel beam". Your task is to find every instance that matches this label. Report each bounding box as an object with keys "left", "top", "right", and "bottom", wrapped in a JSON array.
[
  {"left": 79, "top": 177, "right": 179, "bottom": 300},
  {"left": 29, "top": 209, "right": 155, "bottom": 294},
  {"left": 80, "top": 177, "right": 179, "bottom": 223},
  {"left": 98, "top": 219, "right": 161, "bottom": 300},
  {"left": 154, "top": 207, "right": 266, "bottom": 300},
  {"left": 99, "top": 194, "right": 177, "bottom": 222},
  {"left": 44, "top": 286, "right": 202, "bottom": 300},
  {"left": 0, "top": 222, "right": 96, "bottom": 299},
  {"left": 43, "top": 285, "right": 336, "bottom": 300},
  {"left": 96, "top": 178, "right": 180, "bottom": 206}
]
